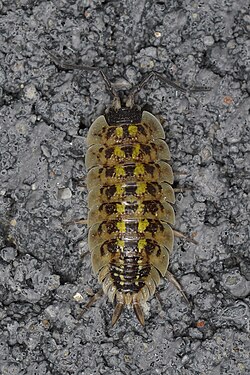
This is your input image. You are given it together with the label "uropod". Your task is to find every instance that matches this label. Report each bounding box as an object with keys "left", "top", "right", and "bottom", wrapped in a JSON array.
[{"left": 45, "top": 49, "right": 209, "bottom": 325}]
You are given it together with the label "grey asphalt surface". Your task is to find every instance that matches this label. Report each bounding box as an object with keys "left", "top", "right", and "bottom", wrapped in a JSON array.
[{"left": 0, "top": 1, "right": 249, "bottom": 374}]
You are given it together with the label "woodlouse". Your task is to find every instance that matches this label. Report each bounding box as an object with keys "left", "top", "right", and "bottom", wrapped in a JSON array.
[{"left": 45, "top": 49, "right": 209, "bottom": 325}]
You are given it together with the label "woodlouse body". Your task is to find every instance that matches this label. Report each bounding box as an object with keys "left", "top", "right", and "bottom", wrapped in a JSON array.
[
  {"left": 86, "top": 109, "right": 175, "bottom": 325},
  {"left": 45, "top": 48, "right": 208, "bottom": 325}
]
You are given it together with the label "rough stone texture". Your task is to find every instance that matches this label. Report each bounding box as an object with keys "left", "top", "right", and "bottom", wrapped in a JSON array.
[{"left": 0, "top": 0, "right": 249, "bottom": 374}]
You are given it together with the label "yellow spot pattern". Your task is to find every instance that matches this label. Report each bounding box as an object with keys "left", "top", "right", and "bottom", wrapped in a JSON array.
[
  {"left": 138, "top": 239, "right": 147, "bottom": 252},
  {"left": 138, "top": 219, "right": 149, "bottom": 233},
  {"left": 136, "top": 203, "right": 145, "bottom": 215},
  {"left": 136, "top": 182, "right": 147, "bottom": 195},
  {"left": 128, "top": 125, "right": 138, "bottom": 137},
  {"left": 115, "top": 165, "right": 126, "bottom": 177},
  {"left": 116, "top": 221, "right": 126, "bottom": 233},
  {"left": 116, "top": 203, "right": 125, "bottom": 214},
  {"left": 132, "top": 144, "right": 141, "bottom": 159},
  {"left": 115, "top": 126, "right": 123, "bottom": 137},
  {"left": 134, "top": 163, "right": 145, "bottom": 177},
  {"left": 114, "top": 146, "right": 125, "bottom": 158},
  {"left": 116, "top": 239, "right": 125, "bottom": 251},
  {"left": 115, "top": 184, "right": 124, "bottom": 196}
]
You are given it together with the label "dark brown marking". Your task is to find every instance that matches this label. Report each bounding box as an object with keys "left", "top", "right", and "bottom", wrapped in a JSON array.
[
  {"left": 144, "top": 239, "right": 160, "bottom": 255},
  {"left": 147, "top": 182, "right": 158, "bottom": 196},
  {"left": 105, "top": 166, "right": 115, "bottom": 178},
  {"left": 144, "top": 163, "right": 156, "bottom": 175}
]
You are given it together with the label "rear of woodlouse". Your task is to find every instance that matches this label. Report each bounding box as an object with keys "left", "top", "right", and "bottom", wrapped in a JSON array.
[{"left": 45, "top": 49, "right": 209, "bottom": 325}]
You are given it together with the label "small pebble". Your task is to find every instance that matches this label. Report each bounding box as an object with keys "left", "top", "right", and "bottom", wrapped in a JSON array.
[
  {"left": 204, "top": 35, "right": 214, "bottom": 46},
  {"left": 1, "top": 247, "right": 17, "bottom": 262},
  {"left": 58, "top": 188, "right": 72, "bottom": 199}
]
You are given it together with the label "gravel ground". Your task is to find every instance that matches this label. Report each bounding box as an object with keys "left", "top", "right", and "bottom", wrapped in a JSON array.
[{"left": 0, "top": 1, "right": 249, "bottom": 374}]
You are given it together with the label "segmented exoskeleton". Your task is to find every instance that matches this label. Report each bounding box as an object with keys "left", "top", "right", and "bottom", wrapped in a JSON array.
[
  {"left": 45, "top": 49, "right": 209, "bottom": 325},
  {"left": 86, "top": 109, "right": 176, "bottom": 326}
]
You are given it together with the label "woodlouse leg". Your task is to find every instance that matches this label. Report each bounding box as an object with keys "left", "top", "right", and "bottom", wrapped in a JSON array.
[
  {"left": 72, "top": 219, "right": 88, "bottom": 225},
  {"left": 43, "top": 48, "right": 121, "bottom": 109},
  {"left": 155, "top": 291, "right": 164, "bottom": 308},
  {"left": 126, "top": 71, "right": 210, "bottom": 107},
  {"left": 173, "top": 187, "right": 191, "bottom": 193},
  {"left": 72, "top": 176, "right": 87, "bottom": 186},
  {"left": 173, "top": 170, "right": 188, "bottom": 176},
  {"left": 62, "top": 218, "right": 88, "bottom": 227},
  {"left": 80, "top": 250, "right": 89, "bottom": 260},
  {"left": 77, "top": 288, "right": 103, "bottom": 320},
  {"left": 164, "top": 270, "right": 190, "bottom": 305},
  {"left": 173, "top": 229, "right": 198, "bottom": 245}
]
